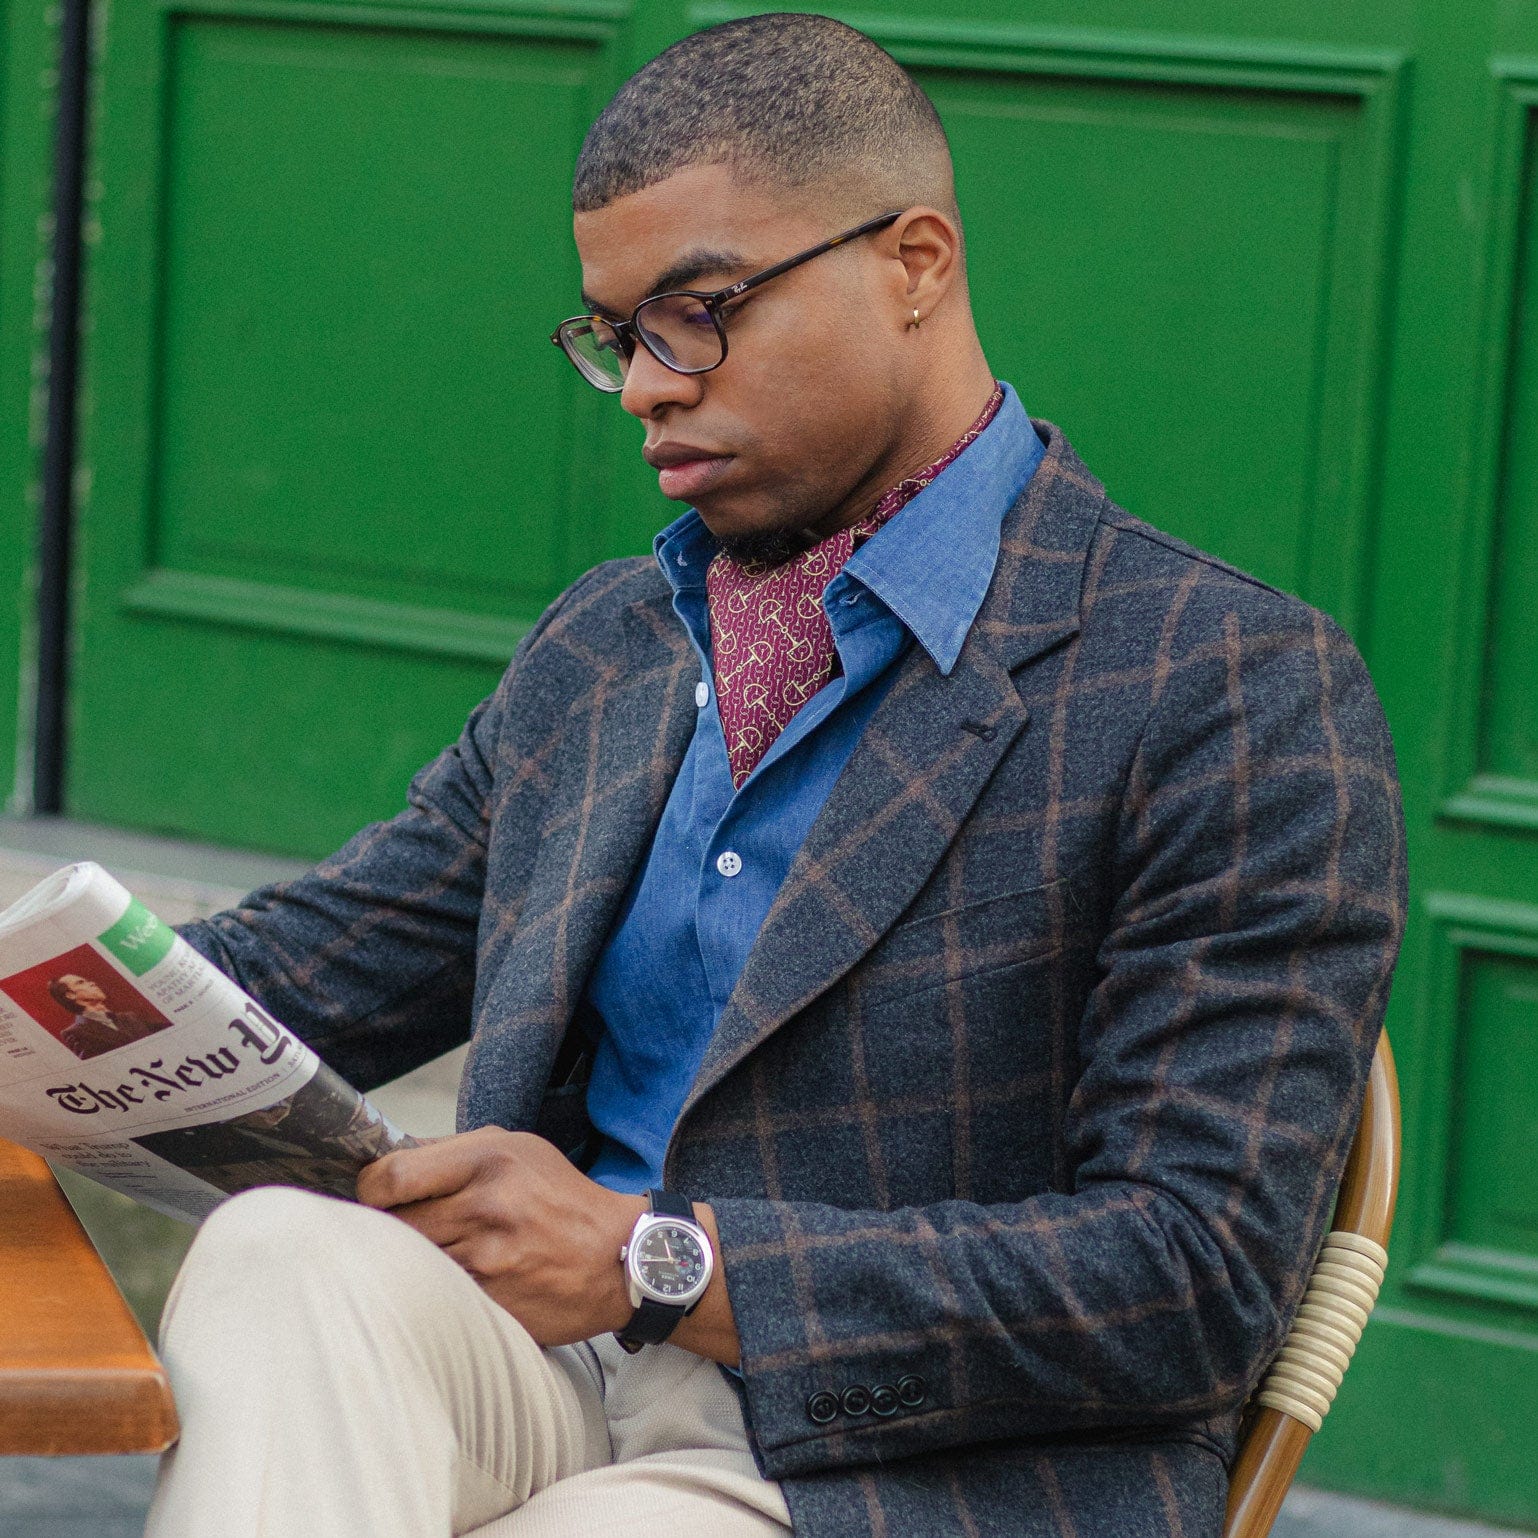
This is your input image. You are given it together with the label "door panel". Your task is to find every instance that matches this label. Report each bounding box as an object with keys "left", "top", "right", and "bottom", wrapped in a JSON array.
[
  {"left": 930, "top": 53, "right": 1396, "bottom": 628},
  {"left": 151, "top": 15, "right": 599, "bottom": 614},
  {"left": 70, "top": 0, "right": 654, "bottom": 852},
  {"left": 1446, "top": 76, "right": 1538, "bottom": 829}
]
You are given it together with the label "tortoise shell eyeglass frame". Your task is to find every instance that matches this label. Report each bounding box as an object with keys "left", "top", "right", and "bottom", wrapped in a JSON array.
[{"left": 551, "top": 210, "right": 905, "bottom": 392}]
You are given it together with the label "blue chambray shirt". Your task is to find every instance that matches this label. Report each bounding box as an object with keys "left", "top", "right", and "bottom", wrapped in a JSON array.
[{"left": 582, "top": 382, "right": 1045, "bottom": 1194}]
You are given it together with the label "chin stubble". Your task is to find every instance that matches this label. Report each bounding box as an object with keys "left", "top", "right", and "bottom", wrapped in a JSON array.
[{"left": 715, "top": 525, "right": 822, "bottom": 569}]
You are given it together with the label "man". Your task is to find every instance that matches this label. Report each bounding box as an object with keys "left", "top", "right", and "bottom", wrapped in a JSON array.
[
  {"left": 47, "top": 972, "right": 161, "bottom": 1059},
  {"left": 146, "top": 13, "right": 1406, "bottom": 1537}
]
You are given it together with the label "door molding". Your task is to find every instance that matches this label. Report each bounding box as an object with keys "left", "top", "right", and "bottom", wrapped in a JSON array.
[
  {"left": 1403, "top": 891, "right": 1538, "bottom": 1320},
  {"left": 90, "top": 0, "right": 631, "bottom": 666},
  {"left": 1439, "top": 63, "right": 1538, "bottom": 836}
]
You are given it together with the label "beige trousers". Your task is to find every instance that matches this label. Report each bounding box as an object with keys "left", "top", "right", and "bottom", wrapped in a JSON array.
[{"left": 145, "top": 1186, "right": 792, "bottom": 1538}]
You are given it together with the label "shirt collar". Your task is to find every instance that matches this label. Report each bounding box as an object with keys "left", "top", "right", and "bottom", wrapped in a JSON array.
[
  {"left": 653, "top": 503, "right": 715, "bottom": 591},
  {"left": 653, "top": 380, "right": 1043, "bottom": 672},
  {"left": 839, "top": 382, "right": 1041, "bottom": 674}
]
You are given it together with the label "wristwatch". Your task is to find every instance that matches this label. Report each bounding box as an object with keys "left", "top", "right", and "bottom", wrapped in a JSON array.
[{"left": 614, "top": 1188, "right": 714, "bottom": 1353}]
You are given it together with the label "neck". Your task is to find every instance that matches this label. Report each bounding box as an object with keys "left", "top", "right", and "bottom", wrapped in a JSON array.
[{"left": 806, "top": 350, "right": 999, "bottom": 545}]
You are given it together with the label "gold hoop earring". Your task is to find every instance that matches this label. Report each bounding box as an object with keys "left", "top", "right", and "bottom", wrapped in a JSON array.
[{"left": 909, "top": 308, "right": 922, "bottom": 330}]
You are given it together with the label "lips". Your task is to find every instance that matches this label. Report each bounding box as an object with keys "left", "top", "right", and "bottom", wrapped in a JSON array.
[{"left": 644, "top": 442, "right": 734, "bottom": 500}]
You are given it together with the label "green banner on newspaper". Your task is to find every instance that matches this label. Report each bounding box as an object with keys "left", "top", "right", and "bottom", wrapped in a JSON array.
[{"left": 98, "top": 898, "right": 175, "bottom": 976}]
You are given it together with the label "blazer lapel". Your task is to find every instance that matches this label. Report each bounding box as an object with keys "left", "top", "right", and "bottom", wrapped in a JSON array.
[
  {"left": 462, "top": 585, "right": 698, "bottom": 1130},
  {"left": 680, "top": 421, "right": 1107, "bottom": 1114},
  {"left": 549, "top": 590, "right": 701, "bottom": 1007}
]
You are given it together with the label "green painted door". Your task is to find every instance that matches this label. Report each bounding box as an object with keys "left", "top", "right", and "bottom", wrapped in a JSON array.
[{"left": 63, "top": 0, "right": 1538, "bottom": 1523}]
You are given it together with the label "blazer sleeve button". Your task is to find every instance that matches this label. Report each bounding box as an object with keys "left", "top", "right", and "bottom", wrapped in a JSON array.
[
  {"left": 806, "top": 1390, "right": 839, "bottom": 1425},
  {"left": 840, "top": 1385, "right": 871, "bottom": 1416},
  {"left": 897, "top": 1373, "right": 927, "bottom": 1407},
  {"left": 869, "top": 1383, "right": 900, "bottom": 1417}
]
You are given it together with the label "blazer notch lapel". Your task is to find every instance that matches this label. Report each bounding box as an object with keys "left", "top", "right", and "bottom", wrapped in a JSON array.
[
  {"left": 542, "top": 591, "right": 698, "bottom": 978},
  {"left": 682, "top": 637, "right": 1029, "bottom": 1113},
  {"left": 978, "top": 419, "right": 1106, "bottom": 674}
]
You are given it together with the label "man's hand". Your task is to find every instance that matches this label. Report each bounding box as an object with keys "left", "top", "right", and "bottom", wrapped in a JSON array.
[
  {"left": 355, "top": 1129, "right": 742, "bottom": 1365},
  {"left": 356, "top": 1128, "right": 642, "bottom": 1345}
]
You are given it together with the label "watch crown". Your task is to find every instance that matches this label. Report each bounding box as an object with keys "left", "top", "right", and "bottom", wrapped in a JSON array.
[{"left": 619, "top": 1242, "right": 629, "bottom": 1265}]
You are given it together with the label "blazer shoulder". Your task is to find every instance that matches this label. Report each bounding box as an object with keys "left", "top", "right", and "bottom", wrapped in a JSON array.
[
  {"left": 1088, "top": 505, "right": 1396, "bottom": 796},
  {"left": 1094, "top": 503, "right": 1349, "bottom": 645},
  {"left": 516, "top": 555, "right": 668, "bottom": 657}
]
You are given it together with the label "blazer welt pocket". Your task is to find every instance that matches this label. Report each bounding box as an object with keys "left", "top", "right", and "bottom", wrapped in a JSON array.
[{"left": 853, "top": 877, "right": 1069, "bottom": 1011}]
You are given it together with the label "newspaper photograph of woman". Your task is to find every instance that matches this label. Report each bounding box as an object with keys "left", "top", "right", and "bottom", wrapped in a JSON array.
[
  {"left": 129, "top": 1067, "right": 405, "bottom": 1201},
  {"left": 0, "top": 941, "right": 173, "bottom": 1060}
]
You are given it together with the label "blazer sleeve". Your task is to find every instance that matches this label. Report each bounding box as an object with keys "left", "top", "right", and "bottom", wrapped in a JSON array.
[
  {"left": 710, "top": 602, "right": 1408, "bottom": 1481},
  {"left": 174, "top": 569, "right": 600, "bottom": 1092}
]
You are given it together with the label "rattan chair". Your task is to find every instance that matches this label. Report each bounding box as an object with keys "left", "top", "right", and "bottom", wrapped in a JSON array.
[{"left": 1222, "top": 1030, "right": 1400, "bottom": 1538}]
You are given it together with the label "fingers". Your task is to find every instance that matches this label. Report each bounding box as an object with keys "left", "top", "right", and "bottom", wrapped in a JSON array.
[
  {"left": 356, "top": 1126, "right": 515, "bottom": 1210},
  {"left": 445, "top": 1234, "right": 503, "bottom": 1281},
  {"left": 386, "top": 1193, "right": 471, "bottom": 1249}
]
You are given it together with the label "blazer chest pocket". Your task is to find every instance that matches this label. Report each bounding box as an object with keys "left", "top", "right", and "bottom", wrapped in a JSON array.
[{"left": 851, "top": 877, "right": 1070, "bottom": 1013}]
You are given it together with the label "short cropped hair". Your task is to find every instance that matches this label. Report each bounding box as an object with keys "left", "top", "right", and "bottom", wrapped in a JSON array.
[{"left": 573, "top": 13, "right": 957, "bottom": 224}]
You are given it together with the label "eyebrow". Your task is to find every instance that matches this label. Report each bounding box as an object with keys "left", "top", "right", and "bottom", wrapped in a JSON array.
[{"left": 581, "top": 246, "right": 752, "bottom": 317}]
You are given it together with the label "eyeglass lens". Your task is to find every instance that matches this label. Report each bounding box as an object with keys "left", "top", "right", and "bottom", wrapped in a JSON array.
[
  {"left": 560, "top": 318, "right": 627, "bottom": 390},
  {"left": 560, "top": 293, "right": 723, "bottom": 391},
  {"left": 635, "top": 294, "right": 722, "bottom": 371}
]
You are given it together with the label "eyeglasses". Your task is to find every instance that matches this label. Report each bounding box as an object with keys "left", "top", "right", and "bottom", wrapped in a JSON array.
[{"left": 551, "top": 210, "right": 903, "bottom": 393}]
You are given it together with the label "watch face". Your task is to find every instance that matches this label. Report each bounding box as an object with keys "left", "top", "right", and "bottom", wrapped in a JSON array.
[{"left": 634, "top": 1221, "right": 708, "bottom": 1299}]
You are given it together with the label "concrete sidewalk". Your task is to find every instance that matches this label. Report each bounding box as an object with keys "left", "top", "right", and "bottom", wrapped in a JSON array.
[
  {"left": 0, "top": 817, "right": 1530, "bottom": 1538},
  {"left": 1, "top": 1454, "right": 1530, "bottom": 1538}
]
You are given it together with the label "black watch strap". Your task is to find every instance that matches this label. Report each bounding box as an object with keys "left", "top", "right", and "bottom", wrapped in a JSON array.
[
  {"left": 615, "top": 1189, "right": 699, "bottom": 1354},
  {"left": 647, "top": 1187, "right": 694, "bottom": 1221},
  {"left": 615, "top": 1296, "right": 684, "bottom": 1353}
]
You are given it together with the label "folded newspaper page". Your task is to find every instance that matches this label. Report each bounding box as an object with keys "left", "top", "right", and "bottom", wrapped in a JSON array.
[{"left": 0, "top": 861, "right": 413, "bottom": 1222}]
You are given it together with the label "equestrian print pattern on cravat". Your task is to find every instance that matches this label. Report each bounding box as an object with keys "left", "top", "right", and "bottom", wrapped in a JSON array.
[{"left": 705, "top": 384, "right": 1004, "bottom": 788}]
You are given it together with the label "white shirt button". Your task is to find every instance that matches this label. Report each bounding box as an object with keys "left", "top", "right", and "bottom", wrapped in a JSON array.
[
  {"left": 716, "top": 851, "right": 742, "bottom": 878},
  {"left": 695, "top": 681, "right": 710, "bottom": 707}
]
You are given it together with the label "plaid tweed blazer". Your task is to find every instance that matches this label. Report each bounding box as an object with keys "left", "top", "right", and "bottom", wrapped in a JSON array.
[{"left": 182, "top": 421, "right": 1407, "bottom": 1538}]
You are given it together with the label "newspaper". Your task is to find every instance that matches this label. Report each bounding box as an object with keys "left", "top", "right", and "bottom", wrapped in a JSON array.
[{"left": 0, "top": 861, "right": 413, "bottom": 1222}]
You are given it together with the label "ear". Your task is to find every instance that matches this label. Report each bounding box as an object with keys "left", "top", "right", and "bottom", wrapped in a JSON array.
[{"left": 888, "top": 206, "right": 963, "bottom": 324}]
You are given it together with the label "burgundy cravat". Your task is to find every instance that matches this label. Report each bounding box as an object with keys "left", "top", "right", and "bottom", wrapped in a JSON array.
[{"left": 706, "top": 385, "right": 1004, "bottom": 788}]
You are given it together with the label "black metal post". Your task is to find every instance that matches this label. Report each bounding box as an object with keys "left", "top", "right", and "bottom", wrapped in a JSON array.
[{"left": 33, "top": 0, "right": 91, "bottom": 813}]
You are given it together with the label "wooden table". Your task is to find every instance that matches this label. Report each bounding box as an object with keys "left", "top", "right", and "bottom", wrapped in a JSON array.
[{"left": 0, "top": 1137, "right": 177, "bottom": 1454}]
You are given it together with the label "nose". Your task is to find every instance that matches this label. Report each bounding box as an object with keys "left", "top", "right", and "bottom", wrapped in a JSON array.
[{"left": 619, "top": 339, "right": 706, "bottom": 420}]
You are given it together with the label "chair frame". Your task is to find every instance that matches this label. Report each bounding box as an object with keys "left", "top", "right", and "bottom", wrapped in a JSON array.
[{"left": 1221, "top": 1031, "right": 1400, "bottom": 1538}]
